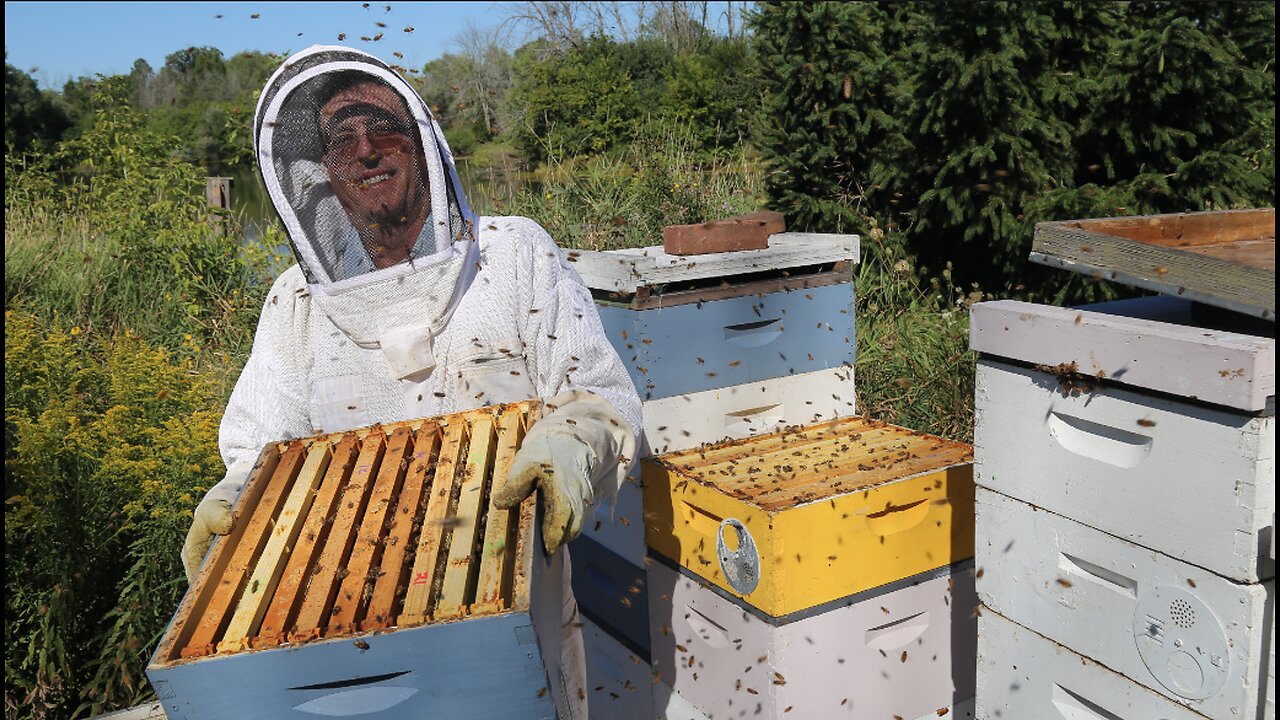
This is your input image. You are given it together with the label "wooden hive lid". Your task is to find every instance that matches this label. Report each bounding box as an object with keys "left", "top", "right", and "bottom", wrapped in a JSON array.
[
  {"left": 1032, "top": 208, "right": 1275, "bottom": 321},
  {"left": 648, "top": 416, "right": 973, "bottom": 511},
  {"left": 152, "top": 400, "right": 541, "bottom": 667}
]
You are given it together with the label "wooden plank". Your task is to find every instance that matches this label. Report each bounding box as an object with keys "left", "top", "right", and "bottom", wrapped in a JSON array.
[
  {"left": 288, "top": 432, "right": 385, "bottom": 643},
  {"left": 571, "top": 232, "right": 860, "bottom": 293},
  {"left": 252, "top": 434, "right": 358, "bottom": 647},
  {"left": 398, "top": 418, "right": 467, "bottom": 626},
  {"left": 222, "top": 444, "right": 332, "bottom": 648},
  {"left": 1032, "top": 209, "right": 1275, "bottom": 320},
  {"left": 327, "top": 427, "right": 413, "bottom": 635},
  {"left": 182, "top": 443, "right": 306, "bottom": 658},
  {"left": 473, "top": 411, "right": 527, "bottom": 613},
  {"left": 629, "top": 264, "right": 852, "bottom": 310},
  {"left": 436, "top": 416, "right": 497, "bottom": 619},
  {"left": 970, "top": 299, "right": 1275, "bottom": 412},
  {"left": 360, "top": 424, "right": 441, "bottom": 631},
  {"left": 1067, "top": 208, "right": 1273, "bottom": 248},
  {"left": 158, "top": 445, "right": 282, "bottom": 662}
]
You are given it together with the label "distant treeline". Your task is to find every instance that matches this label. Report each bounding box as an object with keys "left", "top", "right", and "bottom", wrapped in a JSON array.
[{"left": 6, "top": 0, "right": 1275, "bottom": 293}]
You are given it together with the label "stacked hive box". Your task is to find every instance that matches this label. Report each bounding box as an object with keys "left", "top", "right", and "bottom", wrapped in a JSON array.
[
  {"left": 643, "top": 415, "right": 980, "bottom": 719},
  {"left": 146, "top": 402, "right": 569, "bottom": 720},
  {"left": 969, "top": 297, "right": 1276, "bottom": 719},
  {"left": 569, "top": 233, "right": 861, "bottom": 718}
]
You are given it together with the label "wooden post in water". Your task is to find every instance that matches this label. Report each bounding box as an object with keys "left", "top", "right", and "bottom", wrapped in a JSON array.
[{"left": 205, "top": 177, "right": 232, "bottom": 235}]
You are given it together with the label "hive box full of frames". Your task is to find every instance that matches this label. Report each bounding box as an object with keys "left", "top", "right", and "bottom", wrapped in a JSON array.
[
  {"left": 573, "top": 232, "right": 860, "bottom": 402},
  {"left": 643, "top": 415, "right": 975, "bottom": 618},
  {"left": 146, "top": 401, "right": 567, "bottom": 720}
]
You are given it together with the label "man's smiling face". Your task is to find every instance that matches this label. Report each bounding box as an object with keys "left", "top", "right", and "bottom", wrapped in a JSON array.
[{"left": 319, "top": 80, "right": 428, "bottom": 234}]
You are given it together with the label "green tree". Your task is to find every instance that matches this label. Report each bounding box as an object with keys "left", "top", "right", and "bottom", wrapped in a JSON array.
[
  {"left": 5, "top": 54, "right": 72, "bottom": 155},
  {"left": 749, "top": 2, "right": 908, "bottom": 240},
  {"left": 508, "top": 36, "right": 642, "bottom": 163}
]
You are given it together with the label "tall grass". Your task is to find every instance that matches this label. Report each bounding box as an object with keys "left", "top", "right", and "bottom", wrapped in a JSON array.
[
  {"left": 853, "top": 226, "right": 984, "bottom": 442},
  {"left": 503, "top": 126, "right": 764, "bottom": 250}
]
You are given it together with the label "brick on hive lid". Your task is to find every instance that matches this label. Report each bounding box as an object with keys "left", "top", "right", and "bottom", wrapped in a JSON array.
[{"left": 662, "top": 211, "right": 786, "bottom": 256}]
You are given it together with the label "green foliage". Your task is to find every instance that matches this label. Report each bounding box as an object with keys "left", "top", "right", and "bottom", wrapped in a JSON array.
[
  {"left": 5, "top": 310, "right": 225, "bottom": 718},
  {"left": 505, "top": 125, "right": 763, "bottom": 250},
  {"left": 750, "top": 2, "right": 909, "bottom": 242},
  {"left": 751, "top": 1, "right": 1275, "bottom": 297},
  {"left": 509, "top": 37, "right": 644, "bottom": 163},
  {"left": 5, "top": 84, "right": 270, "bottom": 368},
  {"left": 5, "top": 57, "right": 73, "bottom": 155},
  {"left": 853, "top": 226, "right": 985, "bottom": 442}
]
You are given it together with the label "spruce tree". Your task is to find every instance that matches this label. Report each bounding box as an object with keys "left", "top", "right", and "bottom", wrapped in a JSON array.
[{"left": 749, "top": 2, "right": 907, "bottom": 242}]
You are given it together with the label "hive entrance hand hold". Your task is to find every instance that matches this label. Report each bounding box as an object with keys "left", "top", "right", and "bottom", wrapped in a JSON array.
[{"left": 717, "top": 519, "right": 760, "bottom": 595}]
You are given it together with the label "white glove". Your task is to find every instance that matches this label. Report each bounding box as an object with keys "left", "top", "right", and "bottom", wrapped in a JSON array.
[
  {"left": 492, "top": 390, "right": 637, "bottom": 555},
  {"left": 181, "top": 462, "right": 252, "bottom": 582},
  {"left": 494, "top": 430, "right": 596, "bottom": 555}
]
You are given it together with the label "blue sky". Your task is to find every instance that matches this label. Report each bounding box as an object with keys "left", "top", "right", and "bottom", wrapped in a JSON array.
[{"left": 5, "top": 2, "right": 517, "bottom": 90}]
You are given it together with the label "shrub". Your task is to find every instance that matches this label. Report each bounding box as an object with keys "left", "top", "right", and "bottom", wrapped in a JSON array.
[{"left": 5, "top": 310, "right": 225, "bottom": 718}]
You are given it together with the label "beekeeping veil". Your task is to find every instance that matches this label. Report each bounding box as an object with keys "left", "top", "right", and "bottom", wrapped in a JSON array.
[{"left": 254, "top": 46, "right": 477, "bottom": 380}]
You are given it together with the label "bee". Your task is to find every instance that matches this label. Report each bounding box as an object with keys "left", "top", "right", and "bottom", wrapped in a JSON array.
[
  {"left": 1136, "top": 418, "right": 1157, "bottom": 427},
  {"left": 1056, "top": 577, "right": 1074, "bottom": 588},
  {"left": 373, "top": 32, "right": 384, "bottom": 41},
  {"left": 353, "top": 638, "right": 370, "bottom": 652},
  {"left": 250, "top": 13, "right": 261, "bottom": 19},
  {"left": 376, "top": 21, "right": 387, "bottom": 27}
]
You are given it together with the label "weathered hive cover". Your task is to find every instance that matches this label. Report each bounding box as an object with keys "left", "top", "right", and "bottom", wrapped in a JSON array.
[{"left": 1031, "top": 208, "right": 1276, "bottom": 321}]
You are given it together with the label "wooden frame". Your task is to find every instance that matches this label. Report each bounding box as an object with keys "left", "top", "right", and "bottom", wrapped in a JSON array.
[
  {"left": 146, "top": 401, "right": 567, "bottom": 720},
  {"left": 1031, "top": 209, "right": 1275, "bottom": 321}
]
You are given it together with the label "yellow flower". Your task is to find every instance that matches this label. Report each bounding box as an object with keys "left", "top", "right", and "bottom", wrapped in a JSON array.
[{"left": 70, "top": 326, "right": 82, "bottom": 336}]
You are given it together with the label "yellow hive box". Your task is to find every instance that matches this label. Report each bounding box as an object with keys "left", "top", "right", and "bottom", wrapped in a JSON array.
[{"left": 643, "top": 415, "right": 974, "bottom": 618}]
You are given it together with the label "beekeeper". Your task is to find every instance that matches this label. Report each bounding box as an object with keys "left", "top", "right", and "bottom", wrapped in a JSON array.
[{"left": 180, "top": 45, "right": 640, "bottom": 718}]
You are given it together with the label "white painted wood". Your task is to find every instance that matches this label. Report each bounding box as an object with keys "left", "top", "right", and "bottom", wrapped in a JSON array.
[
  {"left": 648, "top": 562, "right": 977, "bottom": 720},
  {"left": 1265, "top": 610, "right": 1275, "bottom": 720},
  {"left": 969, "top": 298, "right": 1275, "bottom": 412},
  {"left": 584, "top": 366, "right": 858, "bottom": 565},
  {"left": 582, "top": 615, "right": 656, "bottom": 720},
  {"left": 975, "top": 359, "right": 1276, "bottom": 582},
  {"left": 655, "top": 683, "right": 712, "bottom": 720},
  {"left": 572, "top": 233, "right": 860, "bottom": 293},
  {"left": 91, "top": 703, "right": 167, "bottom": 719},
  {"left": 977, "top": 608, "right": 1212, "bottom": 720},
  {"left": 640, "top": 366, "right": 856, "bottom": 455},
  {"left": 976, "top": 488, "right": 1271, "bottom": 718},
  {"left": 147, "top": 520, "right": 565, "bottom": 720}
]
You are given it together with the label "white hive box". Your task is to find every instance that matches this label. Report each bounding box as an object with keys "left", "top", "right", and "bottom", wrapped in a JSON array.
[
  {"left": 648, "top": 560, "right": 977, "bottom": 720},
  {"left": 976, "top": 487, "right": 1272, "bottom": 718},
  {"left": 582, "top": 615, "right": 655, "bottom": 720},
  {"left": 977, "top": 608, "right": 1213, "bottom": 720},
  {"left": 641, "top": 365, "right": 857, "bottom": 456},
  {"left": 655, "top": 683, "right": 712, "bottom": 720},
  {"left": 971, "top": 298, "right": 1276, "bottom": 582}
]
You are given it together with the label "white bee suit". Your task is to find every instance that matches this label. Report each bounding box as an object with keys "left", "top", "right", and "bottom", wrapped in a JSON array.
[{"left": 202, "top": 45, "right": 640, "bottom": 720}]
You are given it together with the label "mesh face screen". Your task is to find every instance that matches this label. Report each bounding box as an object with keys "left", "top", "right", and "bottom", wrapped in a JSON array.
[{"left": 264, "top": 66, "right": 464, "bottom": 286}]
